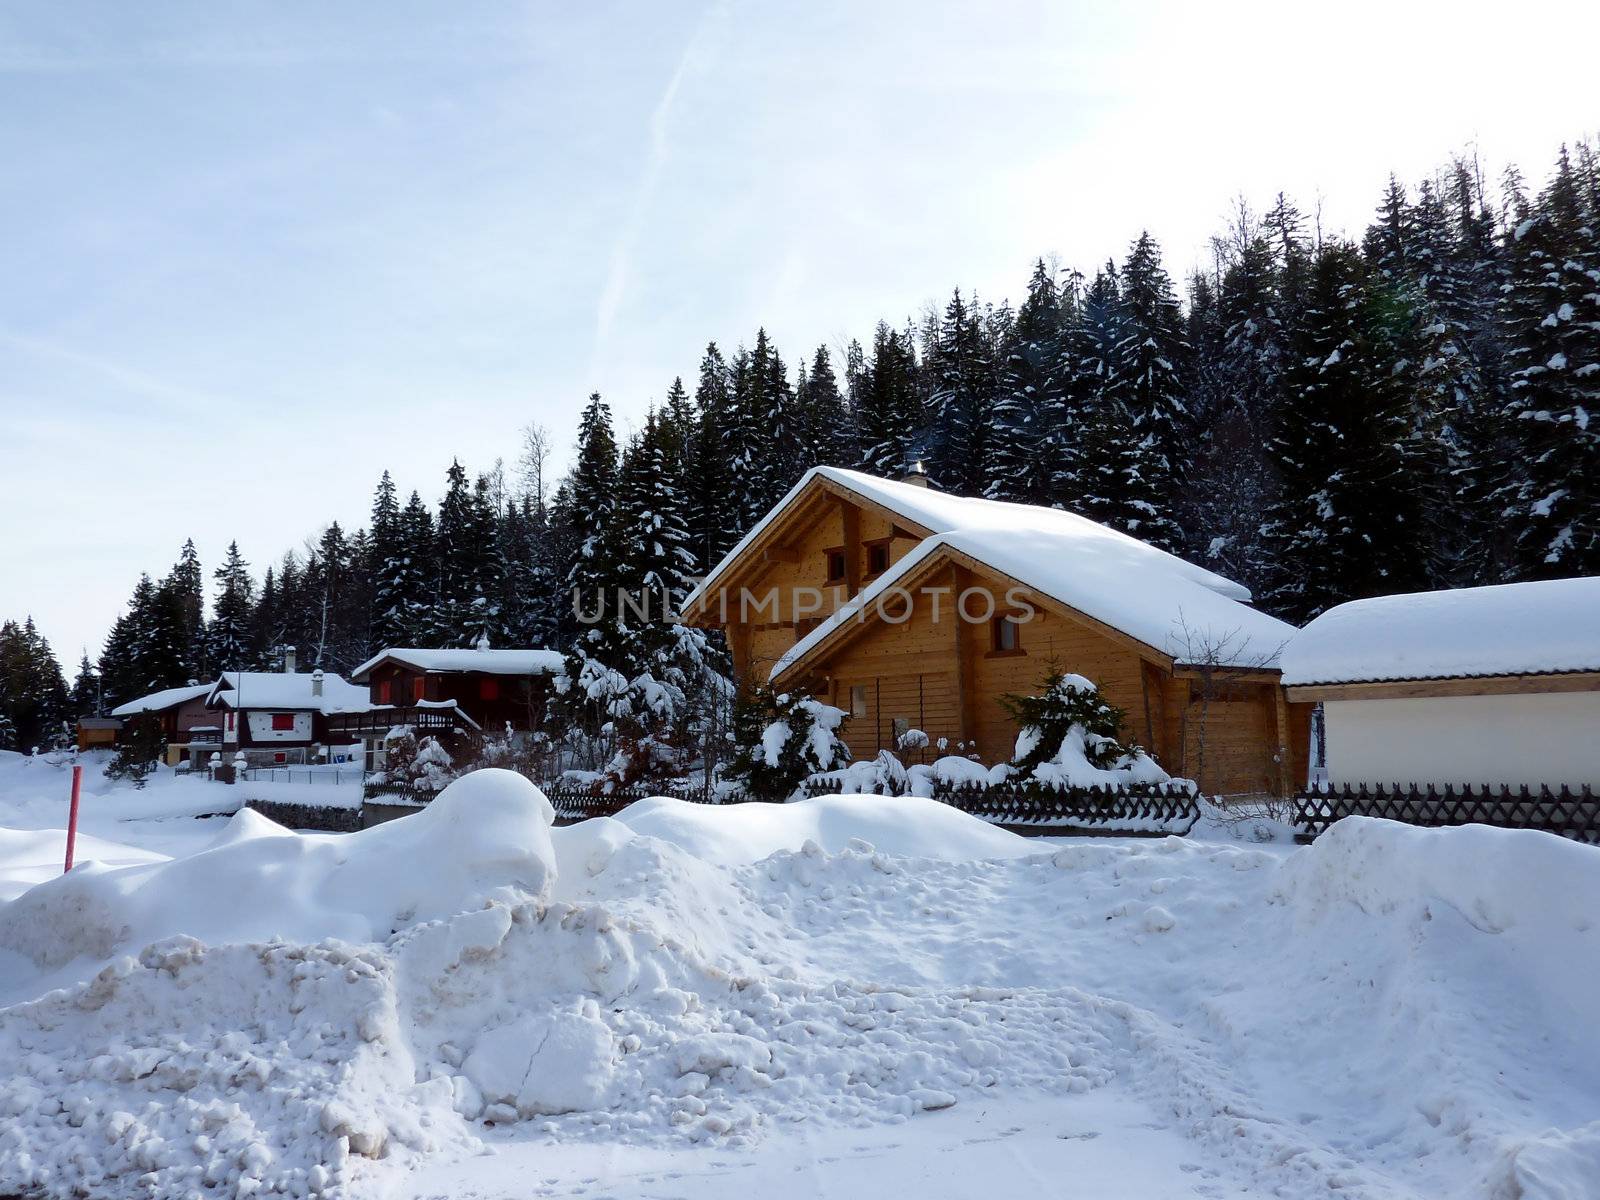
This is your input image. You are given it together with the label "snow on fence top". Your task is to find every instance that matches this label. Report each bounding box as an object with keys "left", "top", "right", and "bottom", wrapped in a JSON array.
[
  {"left": 109, "top": 682, "right": 213, "bottom": 717},
  {"left": 349, "top": 647, "right": 567, "bottom": 681},
  {"left": 206, "top": 670, "right": 373, "bottom": 713},
  {"left": 685, "top": 466, "right": 1254, "bottom": 612},
  {"left": 771, "top": 525, "right": 1297, "bottom": 683},
  {"left": 1281, "top": 576, "right": 1600, "bottom": 686}
]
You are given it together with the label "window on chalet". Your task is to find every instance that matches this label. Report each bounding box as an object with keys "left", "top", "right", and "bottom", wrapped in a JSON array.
[
  {"left": 824, "top": 548, "right": 847, "bottom": 583},
  {"left": 991, "top": 615, "right": 1022, "bottom": 654},
  {"left": 269, "top": 713, "right": 296, "bottom": 731},
  {"left": 865, "top": 540, "right": 891, "bottom": 577},
  {"left": 850, "top": 684, "right": 869, "bottom": 718},
  {"left": 478, "top": 677, "right": 500, "bottom": 701},
  {"left": 376, "top": 680, "right": 392, "bottom": 704}
]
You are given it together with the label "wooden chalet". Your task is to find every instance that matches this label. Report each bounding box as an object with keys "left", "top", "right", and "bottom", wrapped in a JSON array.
[
  {"left": 348, "top": 646, "right": 564, "bottom": 729},
  {"left": 109, "top": 682, "right": 218, "bottom": 765},
  {"left": 684, "top": 467, "right": 1312, "bottom": 797}
]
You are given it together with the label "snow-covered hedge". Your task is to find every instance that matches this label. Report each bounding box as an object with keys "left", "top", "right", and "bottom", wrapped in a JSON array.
[{"left": 805, "top": 672, "right": 1189, "bottom": 800}]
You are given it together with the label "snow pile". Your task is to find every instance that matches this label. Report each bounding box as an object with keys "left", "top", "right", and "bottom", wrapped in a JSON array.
[
  {"left": 1282, "top": 576, "right": 1600, "bottom": 684},
  {"left": 1276, "top": 817, "right": 1600, "bottom": 1030},
  {"left": 4, "top": 761, "right": 1600, "bottom": 1200},
  {"left": 0, "top": 768, "right": 555, "bottom": 998},
  {"left": 609, "top": 793, "right": 1042, "bottom": 863}
]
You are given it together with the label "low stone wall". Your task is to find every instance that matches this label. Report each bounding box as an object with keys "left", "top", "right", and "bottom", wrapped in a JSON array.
[
  {"left": 243, "top": 797, "right": 363, "bottom": 833},
  {"left": 361, "top": 800, "right": 427, "bottom": 828}
]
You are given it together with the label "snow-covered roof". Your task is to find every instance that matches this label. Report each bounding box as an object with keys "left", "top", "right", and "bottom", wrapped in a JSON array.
[
  {"left": 206, "top": 671, "right": 374, "bottom": 714},
  {"left": 110, "top": 683, "right": 212, "bottom": 718},
  {"left": 772, "top": 526, "right": 1296, "bottom": 683},
  {"left": 1281, "top": 577, "right": 1600, "bottom": 687},
  {"left": 686, "top": 466, "right": 1253, "bottom": 612},
  {"left": 349, "top": 647, "right": 566, "bottom": 682}
]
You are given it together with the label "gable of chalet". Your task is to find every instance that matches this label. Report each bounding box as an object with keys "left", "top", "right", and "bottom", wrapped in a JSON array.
[{"left": 685, "top": 467, "right": 1292, "bottom": 682}]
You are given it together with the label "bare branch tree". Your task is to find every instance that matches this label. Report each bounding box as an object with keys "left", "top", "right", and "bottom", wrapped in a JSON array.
[{"left": 1171, "top": 613, "right": 1287, "bottom": 816}]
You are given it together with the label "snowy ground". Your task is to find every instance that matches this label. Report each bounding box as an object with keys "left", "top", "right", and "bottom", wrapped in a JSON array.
[{"left": 1, "top": 752, "right": 1597, "bottom": 1200}]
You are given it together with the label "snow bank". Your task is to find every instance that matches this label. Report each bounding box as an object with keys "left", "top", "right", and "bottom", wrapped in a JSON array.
[
  {"left": 1281, "top": 576, "right": 1600, "bottom": 684},
  {"left": 1277, "top": 816, "right": 1600, "bottom": 1031},
  {"left": 611, "top": 793, "right": 1044, "bottom": 863},
  {"left": 0, "top": 768, "right": 556, "bottom": 997},
  {"left": 5, "top": 763, "right": 1600, "bottom": 1200}
]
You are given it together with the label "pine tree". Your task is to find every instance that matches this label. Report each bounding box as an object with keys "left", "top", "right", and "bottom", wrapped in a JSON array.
[
  {"left": 1498, "top": 147, "right": 1600, "bottom": 576},
  {"left": 167, "top": 539, "right": 206, "bottom": 680},
  {"left": 856, "top": 322, "right": 921, "bottom": 476},
  {"left": 685, "top": 344, "right": 739, "bottom": 571},
  {"left": 926, "top": 289, "right": 998, "bottom": 495},
  {"left": 1112, "top": 233, "right": 1190, "bottom": 550},
  {"left": 0, "top": 619, "right": 71, "bottom": 751},
  {"left": 1262, "top": 241, "right": 1423, "bottom": 620},
  {"left": 799, "top": 345, "right": 852, "bottom": 467},
  {"left": 375, "top": 490, "right": 436, "bottom": 646},
  {"left": 367, "top": 471, "right": 407, "bottom": 649},
  {"left": 989, "top": 260, "right": 1062, "bottom": 504},
  {"left": 206, "top": 541, "right": 255, "bottom": 671},
  {"left": 70, "top": 652, "right": 102, "bottom": 719},
  {"left": 565, "top": 392, "right": 624, "bottom": 662}
]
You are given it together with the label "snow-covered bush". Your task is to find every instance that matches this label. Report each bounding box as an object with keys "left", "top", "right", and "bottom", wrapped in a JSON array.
[
  {"left": 553, "top": 626, "right": 735, "bottom": 790},
  {"left": 382, "top": 729, "right": 457, "bottom": 793},
  {"left": 720, "top": 686, "right": 851, "bottom": 801},
  {"left": 1001, "top": 669, "right": 1175, "bottom": 789}
]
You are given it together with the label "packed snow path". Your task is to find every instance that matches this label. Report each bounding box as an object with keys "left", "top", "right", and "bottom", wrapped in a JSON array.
[{"left": 0, "top": 757, "right": 1597, "bottom": 1200}]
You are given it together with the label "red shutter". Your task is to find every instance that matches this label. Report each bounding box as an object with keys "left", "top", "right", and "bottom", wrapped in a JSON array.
[
  {"left": 479, "top": 677, "right": 499, "bottom": 701},
  {"left": 270, "top": 713, "right": 296, "bottom": 731}
]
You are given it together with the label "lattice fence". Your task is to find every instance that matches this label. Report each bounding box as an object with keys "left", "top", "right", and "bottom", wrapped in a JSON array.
[{"left": 1294, "top": 783, "right": 1600, "bottom": 845}]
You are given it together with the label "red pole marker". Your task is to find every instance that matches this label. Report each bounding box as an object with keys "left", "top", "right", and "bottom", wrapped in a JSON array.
[{"left": 64, "top": 764, "right": 83, "bottom": 873}]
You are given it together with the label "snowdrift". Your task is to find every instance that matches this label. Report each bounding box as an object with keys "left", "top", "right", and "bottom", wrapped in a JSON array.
[
  {"left": 610, "top": 792, "right": 1043, "bottom": 863},
  {"left": 3, "top": 769, "right": 1600, "bottom": 1200},
  {"left": 0, "top": 768, "right": 554, "bottom": 995}
]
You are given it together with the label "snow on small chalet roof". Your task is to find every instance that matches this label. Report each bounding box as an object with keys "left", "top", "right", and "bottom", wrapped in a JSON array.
[
  {"left": 1281, "top": 577, "right": 1600, "bottom": 687},
  {"left": 110, "top": 683, "right": 213, "bottom": 718},
  {"left": 686, "top": 466, "right": 1253, "bottom": 612},
  {"left": 349, "top": 647, "right": 567, "bottom": 682},
  {"left": 771, "top": 526, "right": 1295, "bottom": 683},
  {"left": 206, "top": 671, "right": 373, "bottom": 714}
]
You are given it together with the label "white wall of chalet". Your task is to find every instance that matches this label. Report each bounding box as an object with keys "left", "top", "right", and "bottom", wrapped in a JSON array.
[{"left": 1324, "top": 690, "right": 1600, "bottom": 790}]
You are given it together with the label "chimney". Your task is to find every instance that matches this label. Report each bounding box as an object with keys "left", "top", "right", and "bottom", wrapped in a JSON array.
[
  {"left": 899, "top": 459, "right": 930, "bottom": 489},
  {"left": 283, "top": 645, "right": 296, "bottom": 674},
  {"left": 311, "top": 668, "right": 324, "bottom": 698}
]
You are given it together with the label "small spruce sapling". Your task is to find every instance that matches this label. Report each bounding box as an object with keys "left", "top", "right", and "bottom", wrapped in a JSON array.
[
  {"left": 720, "top": 686, "right": 851, "bottom": 801},
  {"left": 105, "top": 712, "right": 165, "bottom": 789},
  {"left": 1001, "top": 668, "right": 1145, "bottom": 775}
]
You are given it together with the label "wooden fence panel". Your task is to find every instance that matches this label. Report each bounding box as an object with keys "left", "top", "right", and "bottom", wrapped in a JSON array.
[{"left": 1293, "top": 783, "right": 1600, "bottom": 844}]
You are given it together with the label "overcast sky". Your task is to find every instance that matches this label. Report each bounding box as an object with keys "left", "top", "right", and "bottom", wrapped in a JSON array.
[{"left": 2, "top": 0, "right": 1596, "bottom": 663}]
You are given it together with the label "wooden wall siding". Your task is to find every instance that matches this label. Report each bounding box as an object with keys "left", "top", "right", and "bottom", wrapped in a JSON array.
[
  {"left": 1179, "top": 691, "right": 1277, "bottom": 796},
  {"left": 968, "top": 605, "right": 1149, "bottom": 765},
  {"left": 784, "top": 570, "right": 1299, "bottom": 795},
  {"left": 828, "top": 671, "right": 962, "bottom": 761}
]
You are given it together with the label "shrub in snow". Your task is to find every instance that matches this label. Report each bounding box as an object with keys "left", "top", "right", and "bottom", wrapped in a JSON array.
[
  {"left": 554, "top": 627, "right": 734, "bottom": 790},
  {"left": 720, "top": 686, "right": 851, "bottom": 801},
  {"left": 1001, "top": 669, "right": 1176, "bottom": 790},
  {"left": 104, "top": 712, "right": 164, "bottom": 789},
  {"left": 809, "top": 749, "right": 911, "bottom": 797},
  {"left": 383, "top": 730, "right": 457, "bottom": 794}
]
